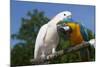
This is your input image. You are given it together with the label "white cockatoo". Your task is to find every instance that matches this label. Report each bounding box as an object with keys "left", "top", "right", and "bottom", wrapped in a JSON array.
[{"left": 34, "top": 11, "right": 72, "bottom": 60}]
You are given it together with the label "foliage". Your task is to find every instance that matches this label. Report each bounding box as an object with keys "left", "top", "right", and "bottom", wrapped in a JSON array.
[{"left": 11, "top": 9, "right": 49, "bottom": 66}]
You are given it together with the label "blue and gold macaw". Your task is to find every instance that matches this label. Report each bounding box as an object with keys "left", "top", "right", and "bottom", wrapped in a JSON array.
[
  {"left": 65, "top": 22, "right": 89, "bottom": 45},
  {"left": 57, "top": 22, "right": 89, "bottom": 44},
  {"left": 57, "top": 21, "right": 95, "bottom": 61}
]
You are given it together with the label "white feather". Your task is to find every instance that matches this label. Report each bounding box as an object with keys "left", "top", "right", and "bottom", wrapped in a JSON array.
[
  {"left": 89, "top": 39, "right": 95, "bottom": 48},
  {"left": 34, "top": 24, "right": 48, "bottom": 59}
]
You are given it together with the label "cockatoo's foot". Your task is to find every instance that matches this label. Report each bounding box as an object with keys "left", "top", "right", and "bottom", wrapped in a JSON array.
[
  {"left": 47, "top": 54, "right": 55, "bottom": 60},
  {"left": 40, "top": 52, "right": 46, "bottom": 60},
  {"left": 47, "top": 48, "right": 56, "bottom": 60}
]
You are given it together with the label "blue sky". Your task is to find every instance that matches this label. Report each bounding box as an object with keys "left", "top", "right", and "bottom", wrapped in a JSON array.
[{"left": 11, "top": 0, "right": 95, "bottom": 46}]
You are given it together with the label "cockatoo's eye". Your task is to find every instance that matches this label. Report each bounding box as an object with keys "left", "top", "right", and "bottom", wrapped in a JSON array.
[{"left": 64, "top": 14, "right": 66, "bottom": 16}]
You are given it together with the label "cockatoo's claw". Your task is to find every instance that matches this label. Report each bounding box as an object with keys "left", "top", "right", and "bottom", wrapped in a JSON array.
[
  {"left": 47, "top": 54, "right": 55, "bottom": 60},
  {"left": 40, "top": 54, "right": 46, "bottom": 60}
]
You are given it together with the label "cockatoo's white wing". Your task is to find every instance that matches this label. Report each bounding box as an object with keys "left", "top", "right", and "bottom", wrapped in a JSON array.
[{"left": 34, "top": 24, "right": 48, "bottom": 59}]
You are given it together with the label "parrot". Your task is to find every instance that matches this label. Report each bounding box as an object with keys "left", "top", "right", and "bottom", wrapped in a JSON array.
[
  {"left": 34, "top": 11, "right": 72, "bottom": 60},
  {"left": 57, "top": 22, "right": 95, "bottom": 61}
]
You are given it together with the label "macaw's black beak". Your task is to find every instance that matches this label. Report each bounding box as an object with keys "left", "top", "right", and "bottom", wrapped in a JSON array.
[{"left": 57, "top": 24, "right": 72, "bottom": 40}]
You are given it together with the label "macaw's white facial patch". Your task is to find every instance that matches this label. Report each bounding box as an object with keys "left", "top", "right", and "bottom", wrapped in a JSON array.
[{"left": 63, "top": 26, "right": 70, "bottom": 31}]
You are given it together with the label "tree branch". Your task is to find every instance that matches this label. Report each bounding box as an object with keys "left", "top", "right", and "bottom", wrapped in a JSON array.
[{"left": 30, "top": 41, "right": 93, "bottom": 65}]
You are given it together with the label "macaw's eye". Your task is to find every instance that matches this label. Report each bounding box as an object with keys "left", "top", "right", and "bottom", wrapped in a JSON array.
[{"left": 64, "top": 14, "right": 66, "bottom": 16}]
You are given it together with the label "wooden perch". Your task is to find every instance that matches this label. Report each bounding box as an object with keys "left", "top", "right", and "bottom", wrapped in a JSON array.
[{"left": 30, "top": 41, "right": 91, "bottom": 65}]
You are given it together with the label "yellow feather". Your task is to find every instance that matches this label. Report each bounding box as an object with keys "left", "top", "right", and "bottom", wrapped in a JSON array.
[{"left": 66, "top": 22, "right": 84, "bottom": 45}]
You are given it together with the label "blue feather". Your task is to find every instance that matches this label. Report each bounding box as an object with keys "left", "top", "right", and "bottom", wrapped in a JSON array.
[
  {"left": 63, "top": 18, "right": 73, "bottom": 22},
  {"left": 80, "top": 24, "right": 89, "bottom": 41}
]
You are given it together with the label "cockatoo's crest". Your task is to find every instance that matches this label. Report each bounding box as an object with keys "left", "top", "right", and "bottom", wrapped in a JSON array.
[
  {"left": 56, "top": 11, "right": 72, "bottom": 18},
  {"left": 49, "top": 11, "right": 72, "bottom": 24}
]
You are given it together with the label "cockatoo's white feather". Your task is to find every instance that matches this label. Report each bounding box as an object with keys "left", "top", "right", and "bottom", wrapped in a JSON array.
[
  {"left": 34, "top": 11, "right": 72, "bottom": 59},
  {"left": 34, "top": 24, "right": 48, "bottom": 59}
]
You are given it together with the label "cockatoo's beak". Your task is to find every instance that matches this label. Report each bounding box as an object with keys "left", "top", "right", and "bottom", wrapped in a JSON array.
[{"left": 63, "top": 15, "right": 73, "bottom": 22}]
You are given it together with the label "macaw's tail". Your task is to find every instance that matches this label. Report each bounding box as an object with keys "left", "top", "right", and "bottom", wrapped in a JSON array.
[
  {"left": 79, "top": 24, "right": 95, "bottom": 61},
  {"left": 80, "top": 47, "right": 90, "bottom": 61},
  {"left": 79, "top": 44, "right": 95, "bottom": 61}
]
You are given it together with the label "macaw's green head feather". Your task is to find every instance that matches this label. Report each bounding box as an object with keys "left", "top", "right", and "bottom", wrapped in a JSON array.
[
  {"left": 57, "top": 20, "right": 77, "bottom": 25},
  {"left": 63, "top": 18, "right": 73, "bottom": 22}
]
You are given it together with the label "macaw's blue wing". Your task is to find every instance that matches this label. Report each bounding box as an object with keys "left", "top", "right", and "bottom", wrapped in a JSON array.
[
  {"left": 80, "top": 24, "right": 89, "bottom": 41},
  {"left": 79, "top": 24, "right": 91, "bottom": 61}
]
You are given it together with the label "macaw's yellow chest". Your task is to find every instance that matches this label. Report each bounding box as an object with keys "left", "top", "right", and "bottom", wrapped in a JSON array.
[{"left": 67, "top": 23, "right": 84, "bottom": 45}]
